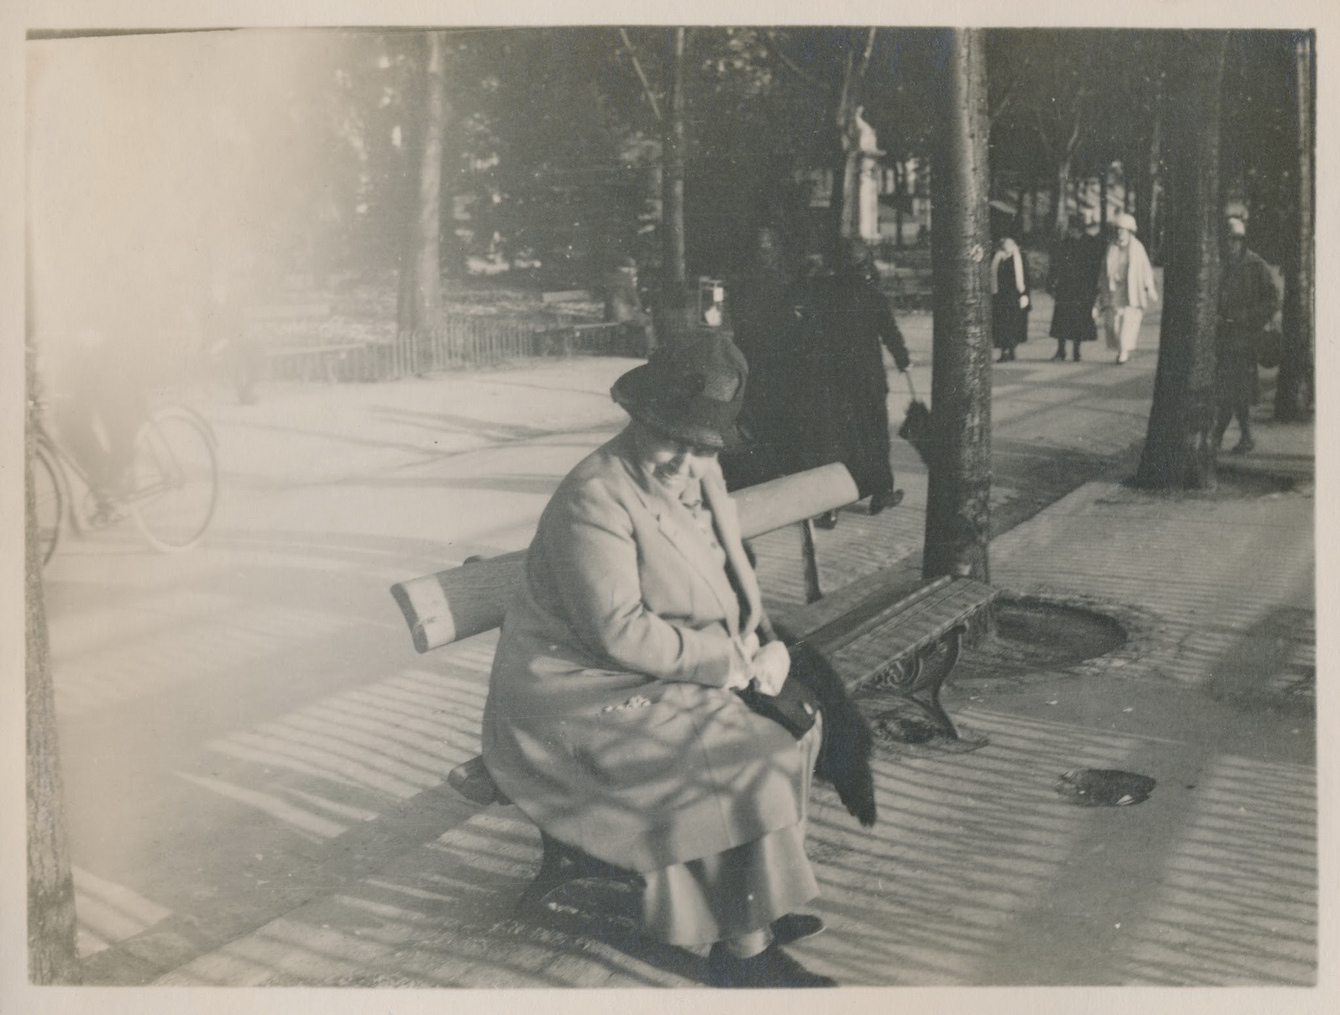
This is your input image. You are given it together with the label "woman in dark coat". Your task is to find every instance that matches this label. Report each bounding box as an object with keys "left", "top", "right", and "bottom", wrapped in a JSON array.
[
  {"left": 1048, "top": 214, "right": 1104, "bottom": 361},
  {"left": 482, "top": 334, "right": 835, "bottom": 988},
  {"left": 991, "top": 234, "right": 1031, "bottom": 361},
  {"left": 1213, "top": 216, "right": 1280, "bottom": 454},
  {"left": 810, "top": 239, "right": 910, "bottom": 514}
]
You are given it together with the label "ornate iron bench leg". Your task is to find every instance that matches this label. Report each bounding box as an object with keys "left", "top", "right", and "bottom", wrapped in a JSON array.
[
  {"left": 905, "top": 626, "right": 966, "bottom": 740},
  {"left": 516, "top": 833, "right": 637, "bottom": 916},
  {"left": 516, "top": 831, "right": 571, "bottom": 913}
]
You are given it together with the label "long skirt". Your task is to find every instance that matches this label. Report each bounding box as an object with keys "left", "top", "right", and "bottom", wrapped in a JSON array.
[
  {"left": 1103, "top": 306, "right": 1144, "bottom": 355},
  {"left": 640, "top": 718, "right": 822, "bottom": 946},
  {"left": 1050, "top": 300, "right": 1097, "bottom": 343},
  {"left": 993, "top": 304, "right": 1029, "bottom": 351}
]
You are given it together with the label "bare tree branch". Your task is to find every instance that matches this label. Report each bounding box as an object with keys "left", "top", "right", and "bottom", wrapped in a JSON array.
[
  {"left": 765, "top": 30, "right": 832, "bottom": 93},
  {"left": 618, "top": 28, "right": 662, "bottom": 122},
  {"left": 856, "top": 27, "right": 877, "bottom": 81}
]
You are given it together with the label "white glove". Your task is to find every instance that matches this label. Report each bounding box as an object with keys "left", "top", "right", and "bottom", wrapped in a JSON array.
[{"left": 750, "top": 641, "right": 791, "bottom": 696}]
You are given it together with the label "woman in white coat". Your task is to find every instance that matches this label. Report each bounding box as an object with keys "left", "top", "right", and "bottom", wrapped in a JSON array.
[{"left": 1096, "top": 212, "right": 1159, "bottom": 364}]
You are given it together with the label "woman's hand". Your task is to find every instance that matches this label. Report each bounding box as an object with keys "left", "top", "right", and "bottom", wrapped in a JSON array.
[
  {"left": 741, "top": 630, "right": 760, "bottom": 661},
  {"left": 750, "top": 641, "right": 791, "bottom": 696}
]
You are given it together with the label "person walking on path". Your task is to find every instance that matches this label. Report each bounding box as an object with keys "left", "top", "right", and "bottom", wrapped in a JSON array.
[
  {"left": 1096, "top": 212, "right": 1159, "bottom": 365},
  {"left": 1048, "top": 214, "right": 1105, "bottom": 361},
  {"left": 991, "top": 234, "right": 1031, "bottom": 362},
  {"left": 791, "top": 240, "right": 911, "bottom": 525},
  {"left": 480, "top": 333, "right": 835, "bottom": 988},
  {"left": 1214, "top": 216, "right": 1280, "bottom": 455}
]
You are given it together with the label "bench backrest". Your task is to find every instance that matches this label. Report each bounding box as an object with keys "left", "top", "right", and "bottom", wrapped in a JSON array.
[{"left": 390, "top": 461, "right": 859, "bottom": 653}]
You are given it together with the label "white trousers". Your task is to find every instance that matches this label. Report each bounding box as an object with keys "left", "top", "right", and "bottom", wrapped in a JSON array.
[{"left": 1103, "top": 306, "right": 1144, "bottom": 355}]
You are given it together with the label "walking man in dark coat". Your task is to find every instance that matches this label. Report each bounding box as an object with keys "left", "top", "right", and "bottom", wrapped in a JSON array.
[
  {"left": 794, "top": 240, "right": 911, "bottom": 522},
  {"left": 1214, "top": 216, "right": 1279, "bottom": 454},
  {"left": 1048, "top": 214, "right": 1105, "bottom": 361}
]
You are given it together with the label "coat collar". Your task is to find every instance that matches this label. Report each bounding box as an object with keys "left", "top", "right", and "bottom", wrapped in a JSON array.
[{"left": 610, "top": 430, "right": 743, "bottom": 634}]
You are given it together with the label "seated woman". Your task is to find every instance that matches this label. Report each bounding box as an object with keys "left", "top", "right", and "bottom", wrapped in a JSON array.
[{"left": 481, "top": 334, "right": 834, "bottom": 988}]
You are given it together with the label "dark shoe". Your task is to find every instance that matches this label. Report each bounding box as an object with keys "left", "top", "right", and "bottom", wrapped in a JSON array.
[
  {"left": 707, "top": 942, "right": 837, "bottom": 988},
  {"left": 1073, "top": 347, "right": 1082, "bottom": 361},
  {"left": 814, "top": 510, "right": 839, "bottom": 530},
  {"left": 1052, "top": 348, "right": 1066, "bottom": 361},
  {"left": 772, "top": 913, "right": 826, "bottom": 947},
  {"left": 868, "top": 489, "right": 904, "bottom": 516},
  {"left": 1229, "top": 436, "right": 1256, "bottom": 455}
]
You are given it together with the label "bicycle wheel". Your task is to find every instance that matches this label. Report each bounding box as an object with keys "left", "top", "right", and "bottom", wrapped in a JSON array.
[
  {"left": 33, "top": 443, "right": 63, "bottom": 565},
  {"left": 128, "top": 407, "right": 218, "bottom": 551}
]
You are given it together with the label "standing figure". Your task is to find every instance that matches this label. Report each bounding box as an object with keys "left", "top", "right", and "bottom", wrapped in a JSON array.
[
  {"left": 991, "top": 234, "right": 1030, "bottom": 362},
  {"left": 204, "top": 274, "right": 261, "bottom": 404},
  {"left": 1214, "top": 216, "right": 1280, "bottom": 454},
  {"left": 601, "top": 254, "right": 653, "bottom": 357},
  {"left": 1048, "top": 214, "right": 1105, "bottom": 361},
  {"left": 720, "top": 228, "right": 797, "bottom": 489},
  {"left": 481, "top": 334, "right": 836, "bottom": 988},
  {"left": 1096, "top": 212, "right": 1159, "bottom": 364},
  {"left": 791, "top": 240, "right": 910, "bottom": 525}
]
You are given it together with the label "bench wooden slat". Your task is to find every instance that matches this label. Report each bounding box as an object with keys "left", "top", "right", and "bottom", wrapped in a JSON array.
[
  {"left": 819, "top": 578, "right": 999, "bottom": 692},
  {"left": 390, "top": 463, "right": 860, "bottom": 653}
]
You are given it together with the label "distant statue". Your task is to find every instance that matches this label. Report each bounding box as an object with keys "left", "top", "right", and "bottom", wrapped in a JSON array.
[
  {"left": 842, "top": 106, "right": 884, "bottom": 241},
  {"left": 854, "top": 105, "right": 880, "bottom": 155}
]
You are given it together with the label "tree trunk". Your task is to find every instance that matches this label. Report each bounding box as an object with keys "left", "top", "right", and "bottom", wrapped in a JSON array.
[
  {"left": 395, "top": 113, "right": 419, "bottom": 336},
  {"left": 411, "top": 32, "right": 448, "bottom": 373},
  {"left": 1276, "top": 31, "right": 1314, "bottom": 421},
  {"left": 1135, "top": 31, "right": 1228, "bottom": 490},
  {"left": 893, "top": 161, "right": 906, "bottom": 249},
  {"left": 923, "top": 28, "right": 992, "bottom": 582},
  {"left": 1053, "top": 159, "right": 1071, "bottom": 239},
  {"left": 658, "top": 26, "right": 689, "bottom": 344},
  {"left": 26, "top": 229, "right": 81, "bottom": 984},
  {"left": 1146, "top": 103, "right": 1163, "bottom": 260}
]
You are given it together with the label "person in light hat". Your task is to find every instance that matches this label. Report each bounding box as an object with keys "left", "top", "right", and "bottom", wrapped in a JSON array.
[
  {"left": 1213, "top": 215, "right": 1279, "bottom": 454},
  {"left": 481, "top": 332, "right": 836, "bottom": 988},
  {"left": 1095, "top": 212, "right": 1159, "bottom": 364}
]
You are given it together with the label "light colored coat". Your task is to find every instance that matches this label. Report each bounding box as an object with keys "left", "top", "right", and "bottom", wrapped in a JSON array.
[
  {"left": 1100, "top": 235, "right": 1159, "bottom": 310},
  {"left": 481, "top": 428, "right": 811, "bottom": 873}
]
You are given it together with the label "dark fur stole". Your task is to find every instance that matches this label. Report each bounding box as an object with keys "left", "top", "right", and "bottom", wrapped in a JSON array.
[{"left": 785, "top": 640, "right": 877, "bottom": 827}]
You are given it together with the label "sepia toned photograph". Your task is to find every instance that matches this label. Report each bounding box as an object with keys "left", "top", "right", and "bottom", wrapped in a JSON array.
[{"left": 12, "top": 5, "right": 1328, "bottom": 1005}]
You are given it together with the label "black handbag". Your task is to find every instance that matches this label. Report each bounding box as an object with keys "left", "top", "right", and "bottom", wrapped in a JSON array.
[{"left": 737, "top": 676, "right": 820, "bottom": 739}]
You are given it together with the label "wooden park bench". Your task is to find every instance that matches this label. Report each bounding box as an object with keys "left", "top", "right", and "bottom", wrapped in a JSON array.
[{"left": 389, "top": 462, "right": 998, "bottom": 903}]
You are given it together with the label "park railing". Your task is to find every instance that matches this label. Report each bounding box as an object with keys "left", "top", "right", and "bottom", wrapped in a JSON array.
[{"left": 369, "top": 314, "right": 648, "bottom": 380}]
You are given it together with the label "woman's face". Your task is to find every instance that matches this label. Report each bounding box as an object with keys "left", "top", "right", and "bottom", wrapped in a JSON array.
[
  {"left": 632, "top": 422, "right": 719, "bottom": 490},
  {"left": 1115, "top": 226, "right": 1132, "bottom": 247}
]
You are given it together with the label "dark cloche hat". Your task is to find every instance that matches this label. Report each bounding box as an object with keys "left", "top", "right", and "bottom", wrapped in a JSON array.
[{"left": 611, "top": 333, "right": 749, "bottom": 449}]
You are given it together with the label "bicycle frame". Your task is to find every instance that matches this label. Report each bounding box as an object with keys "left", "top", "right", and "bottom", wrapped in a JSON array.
[{"left": 33, "top": 399, "right": 218, "bottom": 522}]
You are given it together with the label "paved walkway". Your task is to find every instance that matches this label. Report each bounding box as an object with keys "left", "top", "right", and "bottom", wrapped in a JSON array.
[{"left": 146, "top": 311, "right": 1316, "bottom": 990}]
